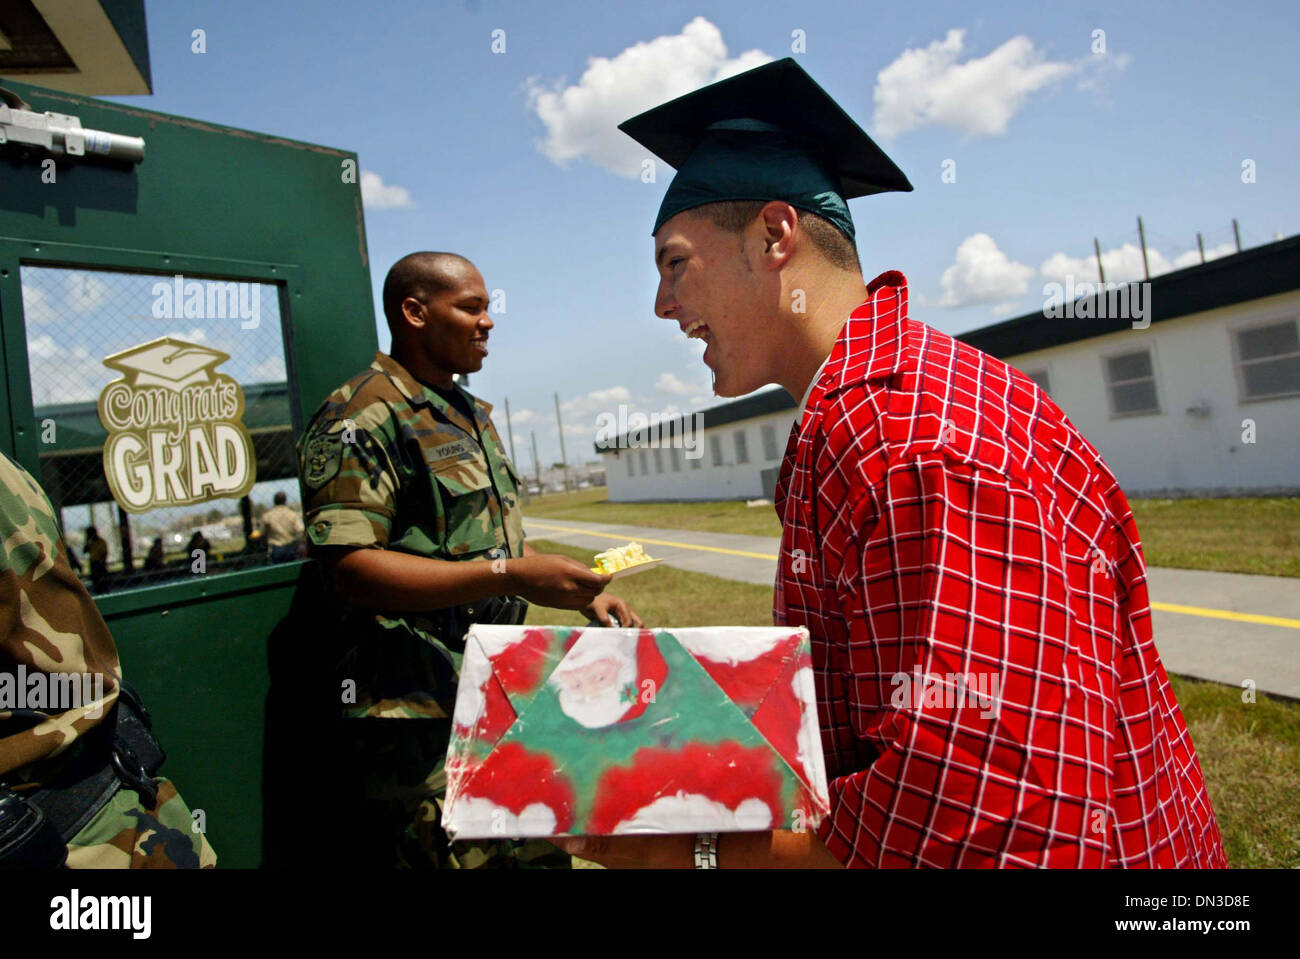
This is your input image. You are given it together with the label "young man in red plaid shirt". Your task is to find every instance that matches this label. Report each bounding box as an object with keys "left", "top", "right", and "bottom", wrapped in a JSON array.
[{"left": 559, "top": 59, "right": 1225, "bottom": 869}]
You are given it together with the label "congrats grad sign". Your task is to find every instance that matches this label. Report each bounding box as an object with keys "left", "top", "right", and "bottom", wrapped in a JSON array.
[{"left": 97, "top": 337, "right": 257, "bottom": 513}]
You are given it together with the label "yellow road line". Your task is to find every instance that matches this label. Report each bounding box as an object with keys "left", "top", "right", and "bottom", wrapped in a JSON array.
[
  {"left": 526, "top": 521, "right": 779, "bottom": 561},
  {"left": 1150, "top": 601, "right": 1300, "bottom": 630},
  {"left": 528, "top": 522, "right": 1300, "bottom": 630}
]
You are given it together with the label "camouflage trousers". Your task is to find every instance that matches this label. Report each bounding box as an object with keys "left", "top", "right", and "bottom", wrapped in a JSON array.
[
  {"left": 66, "top": 776, "right": 217, "bottom": 869},
  {"left": 336, "top": 718, "right": 571, "bottom": 870}
]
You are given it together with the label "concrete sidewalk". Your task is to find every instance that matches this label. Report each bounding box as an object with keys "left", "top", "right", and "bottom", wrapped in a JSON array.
[{"left": 525, "top": 517, "right": 1300, "bottom": 699}]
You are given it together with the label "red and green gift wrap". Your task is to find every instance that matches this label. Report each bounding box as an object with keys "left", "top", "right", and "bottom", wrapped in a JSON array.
[{"left": 442, "top": 625, "right": 829, "bottom": 838}]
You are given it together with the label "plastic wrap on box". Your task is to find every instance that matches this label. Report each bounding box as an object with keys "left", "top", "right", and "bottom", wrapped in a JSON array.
[{"left": 442, "top": 625, "right": 829, "bottom": 839}]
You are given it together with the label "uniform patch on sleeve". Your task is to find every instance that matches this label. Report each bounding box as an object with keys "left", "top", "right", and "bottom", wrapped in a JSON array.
[{"left": 303, "top": 430, "right": 343, "bottom": 488}]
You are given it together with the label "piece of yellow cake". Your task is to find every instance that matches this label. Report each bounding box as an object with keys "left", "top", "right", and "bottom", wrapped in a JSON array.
[{"left": 592, "top": 542, "right": 653, "bottom": 574}]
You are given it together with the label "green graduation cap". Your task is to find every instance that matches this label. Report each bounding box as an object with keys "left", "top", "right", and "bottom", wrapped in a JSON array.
[{"left": 618, "top": 57, "right": 912, "bottom": 241}]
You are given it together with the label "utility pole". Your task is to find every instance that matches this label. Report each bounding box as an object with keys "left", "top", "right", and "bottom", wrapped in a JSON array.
[
  {"left": 1232, "top": 218, "right": 1242, "bottom": 253},
  {"left": 1093, "top": 237, "right": 1106, "bottom": 284},
  {"left": 553, "top": 392, "right": 570, "bottom": 493},
  {"left": 503, "top": 397, "right": 519, "bottom": 466},
  {"left": 1197, "top": 232, "right": 1206, "bottom": 263},
  {"left": 504, "top": 397, "right": 526, "bottom": 503},
  {"left": 1137, "top": 216, "right": 1150, "bottom": 280},
  {"left": 530, "top": 430, "right": 541, "bottom": 491}
]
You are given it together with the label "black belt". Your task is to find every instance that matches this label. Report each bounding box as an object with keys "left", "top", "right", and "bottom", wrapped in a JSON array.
[
  {"left": 0, "top": 680, "right": 166, "bottom": 867},
  {"left": 423, "top": 594, "right": 529, "bottom": 647},
  {"left": 32, "top": 680, "right": 166, "bottom": 838}
]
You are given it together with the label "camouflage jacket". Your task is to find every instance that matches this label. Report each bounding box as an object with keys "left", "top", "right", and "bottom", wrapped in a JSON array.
[
  {"left": 0, "top": 451, "right": 122, "bottom": 782},
  {"left": 298, "top": 352, "right": 527, "bottom": 720}
]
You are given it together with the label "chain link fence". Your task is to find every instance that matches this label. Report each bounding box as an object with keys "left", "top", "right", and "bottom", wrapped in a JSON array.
[{"left": 21, "top": 265, "right": 304, "bottom": 594}]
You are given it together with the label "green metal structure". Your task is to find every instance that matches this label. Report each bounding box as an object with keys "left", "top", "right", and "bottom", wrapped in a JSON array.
[{"left": 0, "top": 79, "right": 378, "bottom": 866}]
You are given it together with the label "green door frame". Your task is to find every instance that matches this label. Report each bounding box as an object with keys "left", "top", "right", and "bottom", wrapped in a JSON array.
[{"left": 0, "top": 79, "right": 379, "bottom": 866}]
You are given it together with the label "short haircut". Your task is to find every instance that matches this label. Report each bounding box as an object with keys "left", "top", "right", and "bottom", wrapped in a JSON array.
[
  {"left": 381, "top": 251, "right": 474, "bottom": 328},
  {"left": 690, "top": 200, "right": 860, "bottom": 273},
  {"left": 273, "top": 491, "right": 288, "bottom": 505}
]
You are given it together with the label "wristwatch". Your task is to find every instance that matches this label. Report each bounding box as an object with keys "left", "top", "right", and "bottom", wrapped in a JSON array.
[{"left": 694, "top": 832, "right": 719, "bottom": 869}]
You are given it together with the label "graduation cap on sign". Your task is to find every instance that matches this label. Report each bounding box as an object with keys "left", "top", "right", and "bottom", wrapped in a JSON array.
[
  {"left": 103, "top": 337, "right": 231, "bottom": 390},
  {"left": 619, "top": 57, "right": 912, "bottom": 241}
]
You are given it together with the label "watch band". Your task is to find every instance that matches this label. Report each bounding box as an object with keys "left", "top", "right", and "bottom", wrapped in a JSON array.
[{"left": 694, "top": 832, "right": 719, "bottom": 869}]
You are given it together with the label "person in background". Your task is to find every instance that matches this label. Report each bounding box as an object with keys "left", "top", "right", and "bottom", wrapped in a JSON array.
[
  {"left": 84, "top": 526, "right": 108, "bottom": 593},
  {"left": 185, "top": 529, "right": 211, "bottom": 560},
  {"left": 144, "top": 537, "right": 166, "bottom": 572},
  {"left": 262, "top": 491, "right": 305, "bottom": 563}
]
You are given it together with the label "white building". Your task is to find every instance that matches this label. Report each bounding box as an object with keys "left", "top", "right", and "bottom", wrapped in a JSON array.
[
  {"left": 598, "top": 236, "right": 1300, "bottom": 502},
  {"left": 958, "top": 235, "right": 1300, "bottom": 497},
  {"left": 596, "top": 390, "right": 799, "bottom": 502}
]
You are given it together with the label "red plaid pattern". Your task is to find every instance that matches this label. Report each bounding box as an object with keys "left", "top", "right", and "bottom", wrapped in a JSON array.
[{"left": 775, "top": 271, "right": 1226, "bottom": 868}]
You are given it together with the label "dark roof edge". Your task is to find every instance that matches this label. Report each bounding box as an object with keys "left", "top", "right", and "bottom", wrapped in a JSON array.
[{"left": 99, "top": 0, "right": 153, "bottom": 93}]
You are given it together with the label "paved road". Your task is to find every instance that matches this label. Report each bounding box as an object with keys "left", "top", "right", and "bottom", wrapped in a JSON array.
[{"left": 525, "top": 517, "right": 1300, "bottom": 700}]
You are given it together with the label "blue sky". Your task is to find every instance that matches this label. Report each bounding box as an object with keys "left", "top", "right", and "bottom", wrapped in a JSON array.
[{"left": 109, "top": 0, "right": 1300, "bottom": 472}]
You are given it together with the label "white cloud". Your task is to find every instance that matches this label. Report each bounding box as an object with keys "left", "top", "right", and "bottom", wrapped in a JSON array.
[
  {"left": 1037, "top": 241, "right": 1240, "bottom": 305},
  {"left": 655, "top": 372, "right": 701, "bottom": 395},
  {"left": 937, "top": 233, "right": 1034, "bottom": 308},
  {"left": 28, "top": 334, "right": 59, "bottom": 359},
  {"left": 161, "top": 328, "right": 207, "bottom": 343},
  {"left": 1040, "top": 243, "right": 1164, "bottom": 286},
  {"left": 23, "top": 277, "right": 109, "bottom": 325},
  {"left": 360, "top": 171, "right": 413, "bottom": 209},
  {"left": 22, "top": 286, "right": 57, "bottom": 326},
  {"left": 562, "top": 386, "right": 632, "bottom": 420},
  {"left": 490, "top": 407, "right": 536, "bottom": 449},
  {"left": 1038, "top": 240, "right": 1240, "bottom": 289},
  {"left": 28, "top": 340, "right": 109, "bottom": 406},
  {"left": 873, "top": 29, "right": 1076, "bottom": 138},
  {"left": 1076, "top": 51, "right": 1132, "bottom": 105},
  {"left": 65, "top": 272, "right": 108, "bottom": 313},
  {"left": 1172, "top": 242, "right": 1236, "bottom": 270},
  {"left": 526, "top": 17, "right": 772, "bottom": 177},
  {"left": 249, "top": 355, "right": 286, "bottom": 382}
]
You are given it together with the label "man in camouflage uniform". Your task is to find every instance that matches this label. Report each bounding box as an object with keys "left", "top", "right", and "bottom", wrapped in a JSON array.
[
  {"left": 299, "top": 251, "right": 642, "bottom": 869},
  {"left": 0, "top": 451, "right": 215, "bottom": 868}
]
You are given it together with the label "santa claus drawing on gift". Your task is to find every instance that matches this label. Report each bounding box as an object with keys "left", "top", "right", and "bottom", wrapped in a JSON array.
[{"left": 548, "top": 630, "right": 669, "bottom": 729}]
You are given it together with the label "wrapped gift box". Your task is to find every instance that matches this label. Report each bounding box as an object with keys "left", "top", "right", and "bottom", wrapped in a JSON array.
[{"left": 443, "top": 625, "right": 829, "bottom": 839}]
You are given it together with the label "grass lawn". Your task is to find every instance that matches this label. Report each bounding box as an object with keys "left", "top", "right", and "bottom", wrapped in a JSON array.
[
  {"left": 526, "top": 487, "right": 782, "bottom": 538},
  {"left": 1126, "top": 497, "right": 1300, "bottom": 578},
  {"left": 528, "top": 537, "right": 1300, "bottom": 868},
  {"left": 526, "top": 489, "right": 1300, "bottom": 577}
]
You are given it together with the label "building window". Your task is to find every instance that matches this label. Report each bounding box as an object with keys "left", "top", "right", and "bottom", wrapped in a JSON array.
[
  {"left": 638, "top": 450, "right": 649, "bottom": 474},
  {"left": 1234, "top": 318, "right": 1300, "bottom": 401},
  {"left": 626, "top": 454, "right": 635, "bottom": 477},
  {"left": 19, "top": 265, "right": 298, "bottom": 596},
  {"left": 761, "top": 423, "right": 779, "bottom": 461},
  {"left": 734, "top": 429, "right": 749, "bottom": 464},
  {"left": 653, "top": 448, "right": 663, "bottom": 473},
  {"left": 1104, "top": 349, "right": 1160, "bottom": 416},
  {"left": 670, "top": 447, "right": 682, "bottom": 472},
  {"left": 1024, "top": 368, "right": 1051, "bottom": 395},
  {"left": 710, "top": 435, "right": 723, "bottom": 467}
]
